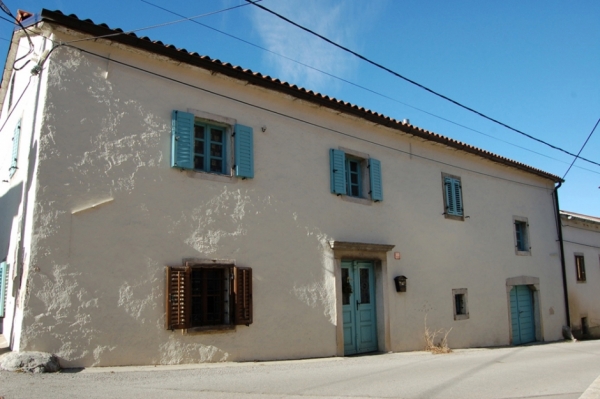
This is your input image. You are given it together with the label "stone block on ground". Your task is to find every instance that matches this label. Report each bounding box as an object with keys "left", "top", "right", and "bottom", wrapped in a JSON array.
[{"left": 0, "top": 351, "right": 60, "bottom": 373}]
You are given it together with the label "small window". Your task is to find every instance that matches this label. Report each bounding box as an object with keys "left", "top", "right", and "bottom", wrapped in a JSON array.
[
  {"left": 165, "top": 262, "right": 252, "bottom": 331},
  {"left": 171, "top": 110, "right": 254, "bottom": 179},
  {"left": 575, "top": 254, "right": 586, "bottom": 282},
  {"left": 513, "top": 217, "right": 531, "bottom": 255},
  {"left": 330, "top": 148, "right": 383, "bottom": 202},
  {"left": 452, "top": 288, "right": 469, "bottom": 320},
  {"left": 442, "top": 174, "right": 463, "bottom": 219}
]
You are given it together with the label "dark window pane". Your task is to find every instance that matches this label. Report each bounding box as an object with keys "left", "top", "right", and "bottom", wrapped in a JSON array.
[
  {"left": 194, "top": 140, "right": 204, "bottom": 155},
  {"left": 194, "top": 156, "right": 205, "bottom": 170},
  {"left": 195, "top": 125, "right": 205, "bottom": 139},
  {"left": 350, "top": 185, "right": 359, "bottom": 197},
  {"left": 360, "top": 268, "right": 370, "bottom": 304},
  {"left": 342, "top": 268, "right": 350, "bottom": 305},
  {"left": 350, "top": 174, "right": 358, "bottom": 184},
  {"left": 211, "top": 128, "right": 223, "bottom": 143},
  {"left": 190, "top": 268, "right": 225, "bottom": 327},
  {"left": 210, "top": 143, "right": 223, "bottom": 157},
  {"left": 210, "top": 159, "right": 223, "bottom": 173}
]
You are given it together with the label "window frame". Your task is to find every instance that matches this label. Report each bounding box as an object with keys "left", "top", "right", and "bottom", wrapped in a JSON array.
[
  {"left": 441, "top": 173, "right": 464, "bottom": 221},
  {"left": 330, "top": 147, "right": 383, "bottom": 203},
  {"left": 575, "top": 253, "right": 586, "bottom": 282},
  {"left": 171, "top": 109, "right": 253, "bottom": 180},
  {"left": 165, "top": 260, "right": 252, "bottom": 333},
  {"left": 452, "top": 288, "right": 469, "bottom": 320},
  {"left": 513, "top": 216, "right": 531, "bottom": 255}
]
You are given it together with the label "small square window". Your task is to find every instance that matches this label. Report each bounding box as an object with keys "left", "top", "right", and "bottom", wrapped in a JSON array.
[
  {"left": 513, "top": 217, "right": 531, "bottom": 255},
  {"left": 575, "top": 254, "right": 586, "bottom": 282},
  {"left": 442, "top": 174, "right": 463, "bottom": 220},
  {"left": 330, "top": 148, "right": 383, "bottom": 202},
  {"left": 452, "top": 288, "right": 469, "bottom": 320}
]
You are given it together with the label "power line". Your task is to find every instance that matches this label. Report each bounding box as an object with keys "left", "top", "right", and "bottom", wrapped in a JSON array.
[
  {"left": 562, "top": 118, "right": 600, "bottom": 180},
  {"left": 140, "top": 0, "right": 599, "bottom": 176},
  {"left": 244, "top": 0, "right": 600, "bottom": 170},
  {"left": 47, "top": 43, "right": 557, "bottom": 190},
  {"left": 65, "top": 1, "right": 262, "bottom": 45}
]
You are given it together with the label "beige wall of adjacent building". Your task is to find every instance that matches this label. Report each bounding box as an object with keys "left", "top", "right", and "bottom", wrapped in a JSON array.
[
  {"left": 561, "top": 212, "right": 600, "bottom": 338},
  {"left": 1, "top": 24, "right": 567, "bottom": 367}
]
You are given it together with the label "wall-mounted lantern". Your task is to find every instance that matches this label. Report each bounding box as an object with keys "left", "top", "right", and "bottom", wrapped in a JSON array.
[{"left": 394, "top": 275, "right": 407, "bottom": 293}]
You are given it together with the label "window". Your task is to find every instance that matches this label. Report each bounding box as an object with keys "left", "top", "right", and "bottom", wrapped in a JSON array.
[
  {"left": 452, "top": 288, "right": 469, "bottom": 320},
  {"left": 171, "top": 110, "right": 254, "bottom": 179},
  {"left": 165, "top": 262, "right": 252, "bottom": 331},
  {"left": 442, "top": 174, "right": 463, "bottom": 219},
  {"left": 330, "top": 148, "right": 383, "bottom": 202},
  {"left": 575, "top": 254, "right": 586, "bottom": 282},
  {"left": 513, "top": 217, "right": 530, "bottom": 255},
  {"left": 8, "top": 119, "right": 21, "bottom": 178}
]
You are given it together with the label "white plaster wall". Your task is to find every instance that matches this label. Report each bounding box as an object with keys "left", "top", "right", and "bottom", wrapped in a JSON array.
[
  {"left": 0, "top": 33, "right": 50, "bottom": 350},
  {"left": 14, "top": 26, "right": 567, "bottom": 367},
  {"left": 561, "top": 218, "right": 600, "bottom": 336}
]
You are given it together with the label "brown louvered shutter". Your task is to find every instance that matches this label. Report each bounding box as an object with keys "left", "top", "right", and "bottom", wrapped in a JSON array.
[
  {"left": 165, "top": 266, "right": 190, "bottom": 330},
  {"left": 233, "top": 266, "right": 253, "bottom": 326}
]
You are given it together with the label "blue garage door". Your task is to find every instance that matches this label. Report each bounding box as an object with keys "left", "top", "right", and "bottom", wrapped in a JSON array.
[{"left": 510, "top": 285, "right": 535, "bottom": 345}]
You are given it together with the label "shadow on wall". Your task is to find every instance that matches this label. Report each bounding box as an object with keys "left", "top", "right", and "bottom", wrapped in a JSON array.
[{"left": 0, "top": 181, "right": 23, "bottom": 262}]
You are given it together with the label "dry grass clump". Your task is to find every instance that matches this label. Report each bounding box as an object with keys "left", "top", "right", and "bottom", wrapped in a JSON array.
[{"left": 424, "top": 315, "right": 453, "bottom": 354}]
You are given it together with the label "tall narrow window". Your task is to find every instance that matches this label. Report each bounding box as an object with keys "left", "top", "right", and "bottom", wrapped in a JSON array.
[
  {"left": 452, "top": 288, "right": 469, "bottom": 320},
  {"left": 346, "top": 157, "right": 361, "bottom": 197},
  {"left": 513, "top": 217, "right": 530, "bottom": 255},
  {"left": 442, "top": 174, "right": 463, "bottom": 219},
  {"left": 9, "top": 120, "right": 21, "bottom": 178},
  {"left": 575, "top": 254, "right": 586, "bottom": 282}
]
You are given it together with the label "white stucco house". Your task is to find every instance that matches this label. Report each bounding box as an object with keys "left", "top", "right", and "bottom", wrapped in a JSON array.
[
  {"left": 560, "top": 211, "right": 600, "bottom": 339},
  {"left": 0, "top": 10, "right": 569, "bottom": 367}
]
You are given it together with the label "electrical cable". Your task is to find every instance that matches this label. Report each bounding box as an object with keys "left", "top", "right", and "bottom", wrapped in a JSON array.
[
  {"left": 64, "top": 1, "right": 262, "bottom": 45},
  {"left": 49, "top": 43, "right": 557, "bottom": 190},
  {"left": 0, "top": 1, "right": 34, "bottom": 70},
  {"left": 244, "top": 0, "right": 600, "bottom": 169},
  {"left": 141, "top": 0, "right": 592, "bottom": 173},
  {"left": 562, "top": 118, "right": 600, "bottom": 180}
]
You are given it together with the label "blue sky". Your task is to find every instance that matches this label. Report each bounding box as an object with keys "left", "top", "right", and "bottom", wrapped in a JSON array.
[{"left": 1, "top": 1, "right": 599, "bottom": 215}]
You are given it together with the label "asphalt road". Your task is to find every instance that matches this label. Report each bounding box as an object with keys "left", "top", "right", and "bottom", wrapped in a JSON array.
[{"left": 1, "top": 340, "right": 600, "bottom": 399}]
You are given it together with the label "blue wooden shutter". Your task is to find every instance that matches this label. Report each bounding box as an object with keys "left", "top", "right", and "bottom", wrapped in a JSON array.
[
  {"left": 444, "top": 177, "right": 455, "bottom": 214},
  {"left": 0, "top": 261, "right": 7, "bottom": 318},
  {"left": 234, "top": 124, "right": 254, "bottom": 178},
  {"left": 330, "top": 149, "right": 346, "bottom": 195},
  {"left": 453, "top": 178, "right": 463, "bottom": 215},
  {"left": 171, "top": 110, "right": 195, "bottom": 170},
  {"left": 368, "top": 158, "right": 383, "bottom": 202},
  {"left": 9, "top": 120, "right": 21, "bottom": 178}
]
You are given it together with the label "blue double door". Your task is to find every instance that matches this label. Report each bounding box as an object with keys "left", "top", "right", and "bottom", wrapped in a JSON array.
[
  {"left": 342, "top": 261, "right": 378, "bottom": 355},
  {"left": 510, "top": 285, "right": 536, "bottom": 345}
]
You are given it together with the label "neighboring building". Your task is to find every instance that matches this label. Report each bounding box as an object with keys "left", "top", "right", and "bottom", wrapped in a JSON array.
[
  {"left": 0, "top": 10, "right": 568, "bottom": 367},
  {"left": 560, "top": 211, "right": 600, "bottom": 339}
]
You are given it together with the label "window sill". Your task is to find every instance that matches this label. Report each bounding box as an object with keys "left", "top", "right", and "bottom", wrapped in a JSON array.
[
  {"left": 454, "top": 314, "right": 469, "bottom": 321},
  {"left": 183, "top": 170, "right": 237, "bottom": 184},
  {"left": 184, "top": 325, "right": 236, "bottom": 335},
  {"left": 339, "top": 195, "right": 373, "bottom": 206},
  {"left": 444, "top": 214, "right": 464, "bottom": 222},
  {"left": 515, "top": 250, "right": 531, "bottom": 256}
]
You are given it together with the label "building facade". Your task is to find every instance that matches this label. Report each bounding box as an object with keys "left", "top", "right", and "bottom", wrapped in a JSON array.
[
  {"left": 0, "top": 10, "right": 567, "bottom": 367},
  {"left": 560, "top": 211, "right": 600, "bottom": 339}
]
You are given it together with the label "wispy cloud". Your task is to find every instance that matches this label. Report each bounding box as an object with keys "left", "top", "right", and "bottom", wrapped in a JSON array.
[{"left": 249, "top": 0, "right": 366, "bottom": 92}]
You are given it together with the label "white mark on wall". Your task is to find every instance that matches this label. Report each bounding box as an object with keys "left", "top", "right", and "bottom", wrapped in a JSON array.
[
  {"left": 185, "top": 188, "right": 251, "bottom": 254},
  {"left": 158, "top": 339, "right": 229, "bottom": 364},
  {"left": 118, "top": 267, "right": 161, "bottom": 324}
]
